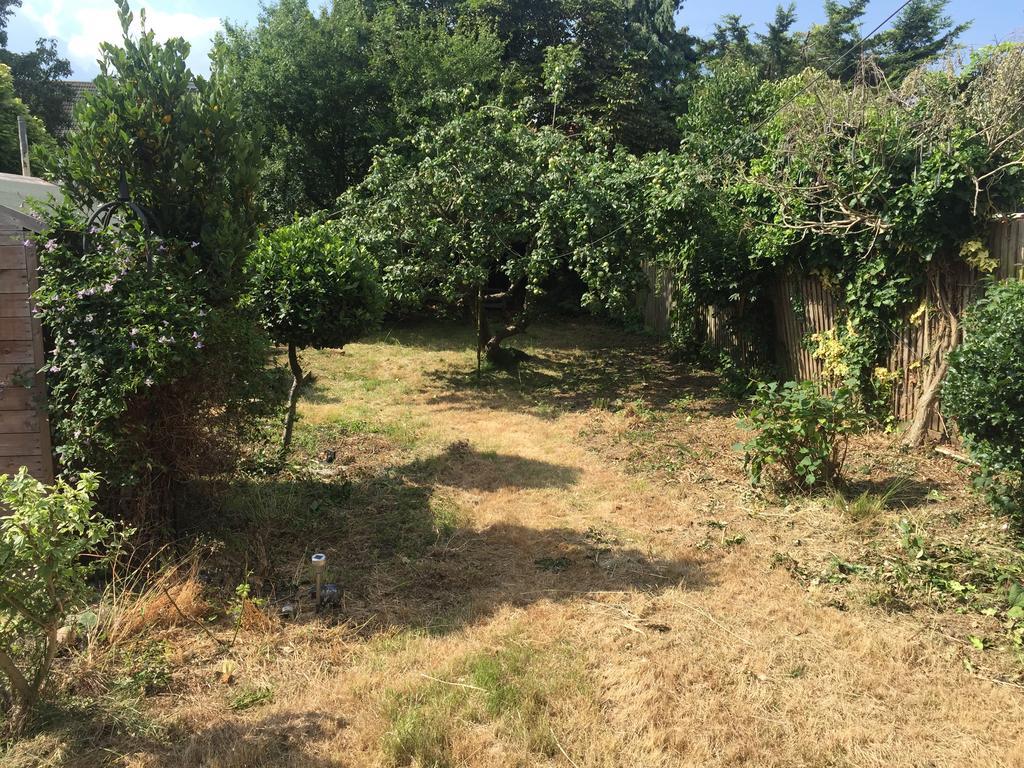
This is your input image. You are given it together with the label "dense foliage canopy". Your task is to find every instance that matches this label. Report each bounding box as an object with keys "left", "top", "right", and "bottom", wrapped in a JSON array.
[
  {"left": 36, "top": 2, "right": 278, "bottom": 519},
  {"left": 0, "top": 62, "right": 50, "bottom": 173},
  {"left": 339, "top": 102, "right": 653, "bottom": 356}
]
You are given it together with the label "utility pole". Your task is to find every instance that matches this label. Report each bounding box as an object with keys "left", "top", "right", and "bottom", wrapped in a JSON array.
[{"left": 17, "top": 116, "right": 31, "bottom": 176}]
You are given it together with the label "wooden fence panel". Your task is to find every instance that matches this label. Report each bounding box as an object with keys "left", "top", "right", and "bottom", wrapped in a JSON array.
[
  {"left": 770, "top": 274, "right": 838, "bottom": 381},
  {"left": 0, "top": 226, "right": 53, "bottom": 482},
  {"left": 641, "top": 216, "right": 1024, "bottom": 433},
  {"left": 639, "top": 262, "right": 674, "bottom": 337}
]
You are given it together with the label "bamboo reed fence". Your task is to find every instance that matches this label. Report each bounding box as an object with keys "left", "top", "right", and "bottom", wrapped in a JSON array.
[{"left": 640, "top": 215, "right": 1024, "bottom": 433}]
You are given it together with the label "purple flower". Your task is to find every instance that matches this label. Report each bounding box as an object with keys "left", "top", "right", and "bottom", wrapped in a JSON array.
[
  {"left": 22, "top": 239, "right": 31, "bottom": 247},
  {"left": 49, "top": 365, "right": 60, "bottom": 373},
  {"left": 195, "top": 341, "right": 204, "bottom": 349},
  {"left": 103, "top": 283, "right": 114, "bottom": 293},
  {"left": 144, "top": 377, "right": 154, "bottom": 387},
  {"left": 130, "top": 328, "right": 139, "bottom": 336},
  {"left": 85, "top": 314, "right": 94, "bottom": 323},
  {"left": 190, "top": 241, "right": 200, "bottom": 249},
  {"left": 158, "top": 335, "right": 174, "bottom": 345},
  {"left": 130, "top": 342, "right": 138, "bottom": 350},
  {"left": 44, "top": 239, "right": 58, "bottom": 252},
  {"left": 88, "top": 226, "right": 99, "bottom": 235},
  {"left": 191, "top": 331, "right": 200, "bottom": 339}
]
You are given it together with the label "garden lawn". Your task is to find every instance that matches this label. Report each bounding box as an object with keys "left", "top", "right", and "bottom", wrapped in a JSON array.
[{"left": 6, "top": 319, "right": 1024, "bottom": 768}]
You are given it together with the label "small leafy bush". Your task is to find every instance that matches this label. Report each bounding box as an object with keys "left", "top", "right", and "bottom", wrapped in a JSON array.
[
  {"left": 741, "top": 380, "right": 867, "bottom": 489},
  {"left": 247, "top": 216, "right": 385, "bottom": 449},
  {"left": 0, "top": 469, "right": 126, "bottom": 730},
  {"left": 944, "top": 280, "right": 1024, "bottom": 513}
]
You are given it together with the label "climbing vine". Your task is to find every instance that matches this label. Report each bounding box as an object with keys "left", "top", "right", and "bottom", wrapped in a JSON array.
[{"left": 656, "top": 45, "right": 1024, "bottom": 439}]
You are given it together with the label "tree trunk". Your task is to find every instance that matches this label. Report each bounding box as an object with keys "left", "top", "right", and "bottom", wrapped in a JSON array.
[
  {"left": 903, "top": 313, "right": 959, "bottom": 447},
  {"left": 0, "top": 647, "right": 30, "bottom": 705},
  {"left": 903, "top": 265, "right": 961, "bottom": 448},
  {"left": 479, "top": 277, "right": 530, "bottom": 362},
  {"left": 282, "top": 341, "right": 303, "bottom": 453},
  {"left": 483, "top": 320, "right": 529, "bottom": 361}
]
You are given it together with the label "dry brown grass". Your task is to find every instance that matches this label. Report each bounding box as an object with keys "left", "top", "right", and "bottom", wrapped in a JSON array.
[{"left": 6, "top": 319, "right": 1024, "bottom": 768}]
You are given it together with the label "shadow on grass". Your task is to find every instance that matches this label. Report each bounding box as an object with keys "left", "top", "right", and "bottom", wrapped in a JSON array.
[
  {"left": 417, "top": 319, "right": 735, "bottom": 419},
  {"left": 179, "top": 439, "right": 709, "bottom": 635},
  {"left": 158, "top": 710, "right": 349, "bottom": 767},
  {"left": 17, "top": 701, "right": 349, "bottom": 768}
]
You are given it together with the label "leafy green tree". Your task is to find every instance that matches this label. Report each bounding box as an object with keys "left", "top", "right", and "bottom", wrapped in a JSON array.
[
  {"left": 0, "top": 0, "right": 73, "bottom": 136},
  {"left": 37, "top": 1, "right": 277, "bottom": 515},
  {"left": 536, "top": 0, "right": 696, "bottom": 151},
  {"left": 0, "top": 62, "right": 50, "bottom": 173},
  {"left": 215, "top": 0, "right": 697, "bottom": 221},
  {"left": 758, "top": 3, "right": 801, "bottom": 80},
  {"left": 1, "top": 38, "right": 73, "bottom": 137},
  {"left": 52, "top": 2, "right": 259, "bottom": 299},
  {"left": 214, "top": 0, "right": 507, "bottom": 224},
  {"left": 804, "top": 0, "right": 869, "bottom": 81},
  {"left": 0, "top": 0, "right": 19, "bottom": 48},
  {"left": 247, "top": 217, "right": 385, "bottom": 451},
  {"left": 699, "top": 14, "right": 757, "bottom": 64},
  {"left": 368, "top": 6, "right": 505, "bottom": 129},
  {"left": 214, "top": 0, "right": 388, "bottom": 223},
  {"left": 340, "top": 100, "right": 650, "bottom": 361},
  {"left": 491, "top": 0, "right": 696, "bottom": 151},
  {"left": 341, "top": 101, "right": 551, "bottom": 360}
]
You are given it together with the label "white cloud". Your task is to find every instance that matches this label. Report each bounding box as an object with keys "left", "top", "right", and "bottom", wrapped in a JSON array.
[{"left": 20, "top": 0, "right": 221, "bottom": 76}]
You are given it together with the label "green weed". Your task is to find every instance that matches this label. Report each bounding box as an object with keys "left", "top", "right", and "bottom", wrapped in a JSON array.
[{"left": 230, "top": 685, "right": 275, "bottom": 711}]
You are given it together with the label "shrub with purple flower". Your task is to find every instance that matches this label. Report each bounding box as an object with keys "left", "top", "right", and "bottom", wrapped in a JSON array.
[{"left": 33, "top": 222, "right": 211, "bottom": 479}]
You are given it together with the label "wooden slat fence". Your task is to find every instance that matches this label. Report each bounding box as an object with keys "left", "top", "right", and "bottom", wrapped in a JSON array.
[
  {"left": 641, "top": 216, "right": 1024, "bottom": 431},
  {"left": 640, "top": 262, "right": 674, "bottom": 337},
  {"left": 0, "top": 210, "right": 53, "bottom": 482},
  {"left": 770, "top": 273, "right": 838, "bottom": 381}
]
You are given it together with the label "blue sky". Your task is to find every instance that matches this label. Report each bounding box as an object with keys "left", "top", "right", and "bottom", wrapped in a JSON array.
[{"left": 6, "top": 0, "right": 1022, "bottom": 80}]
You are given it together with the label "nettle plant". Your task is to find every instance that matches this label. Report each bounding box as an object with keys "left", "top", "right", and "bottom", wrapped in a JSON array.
[
  {"left": 0, "top": 469, "right": 125, "bottom": 731},
  {"left": 943, "top": 280, "right": 1024, "bottom": 514},
  {"left": 741, "top": 379, "right": 867, "bottom": 490},
  {"left": 247, "top": 217, "right": 385, "bottom": 451}
]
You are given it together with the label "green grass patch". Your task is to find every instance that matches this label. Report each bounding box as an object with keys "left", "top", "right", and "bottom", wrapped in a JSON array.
[{"left": 381, "top": 639, "right": 584, "bottom": 767}]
